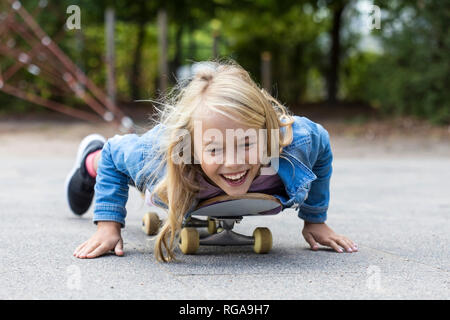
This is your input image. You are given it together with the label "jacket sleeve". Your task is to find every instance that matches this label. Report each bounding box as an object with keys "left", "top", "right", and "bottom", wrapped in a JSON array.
[
  {"left": 297, "top": 124, "right": 333, "bottom": 223},
  {"left": 93, "top": 124, "right": 163, "bottom": 227}
]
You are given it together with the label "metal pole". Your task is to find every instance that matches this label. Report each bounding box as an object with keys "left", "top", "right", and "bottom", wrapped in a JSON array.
[
  {"left": 157, "top": 8, "right": 168, "bottom": 94},
  {"left": 1, "top": 0, "right": 135, "bottom": 131},
  {"left": 105, "top": 7, "right": 116, "bottom": 106},
  {"left": 8, "top": 0, "right": 124, "bottom": 123},
  {"left": 212, "top": 31, "right": 219, "bottom": 59},
  {"left": 0, "top": 82, "right": 101, "bottom": 122},
  {"left": 261, "top": 51, "right": 272, "bottom": 94}
]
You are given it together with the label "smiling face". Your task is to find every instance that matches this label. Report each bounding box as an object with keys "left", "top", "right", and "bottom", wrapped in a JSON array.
[{"left": 192, "top": 108, "right": 263, "bottom": 196}]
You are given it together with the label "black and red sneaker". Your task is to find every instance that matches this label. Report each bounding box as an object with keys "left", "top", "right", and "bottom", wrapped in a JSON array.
[{"left": 65, "top": 134, "right": 106, "bottom": 215}]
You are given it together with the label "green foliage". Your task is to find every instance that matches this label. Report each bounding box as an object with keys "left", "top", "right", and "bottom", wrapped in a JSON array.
[
  {"left": 341, "top": 51, "right": 380, "bottom": 102},
  {"left": 217, "top": 1, "right": 329, "bottom": 103},
  {"left": 362, "top": 0, "right": 450, "bottom": 124},
  {"left": 0, "top": 0, "right": 448, "bottom": 125}
]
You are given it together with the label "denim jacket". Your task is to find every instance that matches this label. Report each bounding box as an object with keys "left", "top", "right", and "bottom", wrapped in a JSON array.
[{"left": 93, "top": 115, "right": 333, "bottom": 227}]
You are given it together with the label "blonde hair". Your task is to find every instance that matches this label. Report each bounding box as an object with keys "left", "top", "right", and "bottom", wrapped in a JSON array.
[{"left": 140, "top": 60, "right": 295, "bottom": 262}]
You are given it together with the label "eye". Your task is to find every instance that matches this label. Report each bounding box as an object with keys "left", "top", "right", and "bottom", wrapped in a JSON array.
[
  {"left": 242, "top": 142, "right": 255, "bottom": 148},
  {"left": 207, "top": 148, "right": 222, "bottom": 155}
]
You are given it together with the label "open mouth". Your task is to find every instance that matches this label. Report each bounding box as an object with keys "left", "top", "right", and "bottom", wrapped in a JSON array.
[{"left": 220, "top": 169, "right": 249, "bottom": 186}]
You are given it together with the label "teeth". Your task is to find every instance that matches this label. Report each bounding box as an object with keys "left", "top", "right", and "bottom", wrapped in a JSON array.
[{"left": 223, "top": 170, "right": 247, "bottom": 180}]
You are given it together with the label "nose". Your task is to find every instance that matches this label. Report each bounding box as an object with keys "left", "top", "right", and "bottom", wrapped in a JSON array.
[{"left": 223, "top": 145, "right": 247, "bottom": 167}]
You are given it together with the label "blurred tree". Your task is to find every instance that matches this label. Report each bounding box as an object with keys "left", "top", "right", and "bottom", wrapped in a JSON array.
[
  {"left": 323, "top": 0, "right": 348, "bottom": 105},
  {"left": 96, "top": 0, "right": 158, "bottom": 99},
  {"left": 218, "top": 0, "right": 328, "bottom": 104},
  {"left": 1, "top": 0, "right": 447, "bottom": 125},
  {"left": 363, "top": 0, "right": 450, "bottom": 124},
  {"left": 168, "top": 0, "right": 218, "bottom": 75}
]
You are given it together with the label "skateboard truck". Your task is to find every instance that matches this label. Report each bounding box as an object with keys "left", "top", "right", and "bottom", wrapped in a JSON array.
[
  {"left": 142, "top": 193, "right": 281, "bottom": 255},
  {"left": 198, "top": 219, "right": 254, "bottom": 246}
]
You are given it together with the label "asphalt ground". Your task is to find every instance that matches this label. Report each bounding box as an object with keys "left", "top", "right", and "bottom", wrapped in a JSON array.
[{"left": 0, "top": 120, "right": 449, "bottom": 299}]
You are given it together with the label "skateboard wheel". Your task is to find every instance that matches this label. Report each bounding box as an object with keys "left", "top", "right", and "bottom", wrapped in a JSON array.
[
  {"left": 142, "top": 212, "right": 160, "bottom": 235},
  {"left": 179, "top": 227, "right": 199, "bottom": 254},
  {"left": 207, "top": 217, "right": 217, "bottom": 234},
  {"left": 253, "top": 227, "right": 272, "bottom": 254}
]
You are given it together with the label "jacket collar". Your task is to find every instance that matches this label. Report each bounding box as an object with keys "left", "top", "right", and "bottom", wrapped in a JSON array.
[{"left": 275, "top": 149, "right": 317, "bottom": 196}]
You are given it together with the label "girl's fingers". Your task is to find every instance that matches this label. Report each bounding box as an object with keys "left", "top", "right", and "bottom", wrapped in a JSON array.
[
  {"left": 87, "top": 243, "right": 109, "bottom": 258},
  {"left": 327, "top": 240, "right": 343, "bottom": 253},
  {"left": 342, "top": 237, "right": 358, "bottom": 252},
  {"left": 73, "top": 241, "right": 87, "bottom": 256},
  {"left": 79, "top": 242, "right": 101, "bottom": 258},
  {"left": 349, "top": 239, "right": 358, "bottom": 251},
  {"left": 346, "top": 239, "right": 358, "bottom": 252},
  {"left": 336, "top": 238, "right": 353, "bottom": 253},
  {"left": 114, "top": 239, "right": 124, "bottom": 256},
  {"left": 74, "top": 241, "right": 87, "bottom": 253},
  {"left": 303, "top": 233, "right": 319, "bottom": 251}
]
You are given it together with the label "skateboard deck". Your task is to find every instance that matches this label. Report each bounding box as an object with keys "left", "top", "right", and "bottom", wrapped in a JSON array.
[
  {"left": 143, "top": 193, "right": 281, "bottom": 254},
  {"left": 190, "top": 193, "right": 282, "bottom": 218}
]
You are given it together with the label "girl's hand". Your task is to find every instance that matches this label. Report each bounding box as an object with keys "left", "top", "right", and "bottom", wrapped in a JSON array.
[
  {"left": 73, "top": 221, "right": 124, "bottom": 259},
  {"left": 302, "top": 222, "right": 358, "bottom": 253}
]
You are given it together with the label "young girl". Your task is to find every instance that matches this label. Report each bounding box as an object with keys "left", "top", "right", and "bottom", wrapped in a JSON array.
[{"left": 66, "top": 60, "right": 357, "bottom": 262}]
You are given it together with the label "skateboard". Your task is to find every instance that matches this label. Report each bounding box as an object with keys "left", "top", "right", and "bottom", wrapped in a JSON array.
[{"left": 142, "top": 193, "right": 283, "bottom": 255}]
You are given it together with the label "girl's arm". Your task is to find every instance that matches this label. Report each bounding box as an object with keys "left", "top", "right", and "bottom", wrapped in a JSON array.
[
  {"left": 92, "top": 137, "right": 133, "bottom": 227},
  {"left": 297, "top": 123, "right": 333, "bottom": 223},
  {"left": 93, "top": 123, "right": 165, "bottom": 227},
  {"left": 74, "top": 124, "right": 164, "bottom": 259},
  {"left": 297, "top": 121, "right": 358, "bottom": 253}
]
